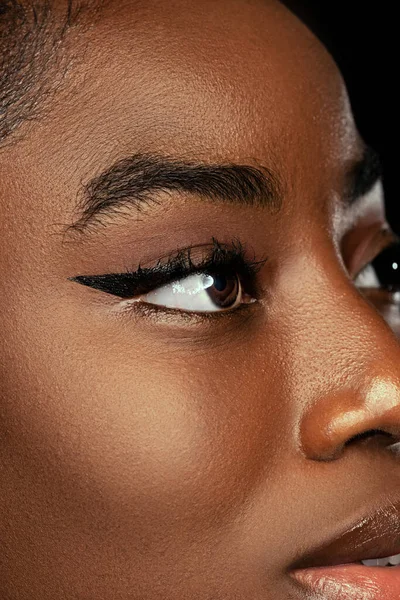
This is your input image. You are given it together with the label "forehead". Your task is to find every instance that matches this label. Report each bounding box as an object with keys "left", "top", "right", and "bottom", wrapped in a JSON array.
[
  {"left": 0, "top": 0, "right": 360, "bottom": 229},
  {"left": 65, "top": 0, "right": 356, "bottom": 153}
]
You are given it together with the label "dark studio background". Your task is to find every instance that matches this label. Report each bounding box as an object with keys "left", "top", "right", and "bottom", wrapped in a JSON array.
[{"left": 283, "top": 1, "right": 397, "bottom": 231}]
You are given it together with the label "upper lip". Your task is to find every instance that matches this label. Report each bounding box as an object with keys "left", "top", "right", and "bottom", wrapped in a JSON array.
[{"left": 290, "top": 498, "right": 400, "bottom": 570}]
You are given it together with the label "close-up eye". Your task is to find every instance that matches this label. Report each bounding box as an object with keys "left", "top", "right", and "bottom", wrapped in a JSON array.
[
  {"left": 354, "top": 241, "right": 400, "bottom": 298},
  {"left": 70, "top": 239, "right": 266, "bottom": 316}
]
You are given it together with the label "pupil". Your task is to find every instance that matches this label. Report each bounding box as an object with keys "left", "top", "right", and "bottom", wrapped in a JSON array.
[{"left": 213, "top": 274, "right": 228, "bottom": 292}]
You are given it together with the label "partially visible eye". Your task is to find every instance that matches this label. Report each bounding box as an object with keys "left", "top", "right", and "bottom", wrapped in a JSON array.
[
  {"left": 354, "top": 240, "right": 400, "bottom": 335},
  {"left": 134, "top": 271, "right": 255, "bottom": 313},
  {"left": 354, "top": 242, "right": 400, "bottom": 293}
]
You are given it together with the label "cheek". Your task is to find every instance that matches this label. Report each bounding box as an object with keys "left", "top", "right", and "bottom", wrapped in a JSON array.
[{"left": 1, "top": 305, "right": 285, "bottom": 547}]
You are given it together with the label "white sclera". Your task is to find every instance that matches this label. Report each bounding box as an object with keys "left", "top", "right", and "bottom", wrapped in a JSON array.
[
  {"left": 142, "top": 273, "right": 240, "bottom": 312},
  {"left": 354, "top": 265, "right": 380, "bottom": 289},
  {"left": 388, "top": 441, "right": 400, "bottom": 456}
]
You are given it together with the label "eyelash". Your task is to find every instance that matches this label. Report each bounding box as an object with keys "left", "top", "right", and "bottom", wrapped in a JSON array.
[{"left": 70, "top": 238, "right": 268, "bottom": 309}]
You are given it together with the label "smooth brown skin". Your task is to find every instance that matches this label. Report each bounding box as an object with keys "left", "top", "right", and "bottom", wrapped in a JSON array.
[{"left": 1, "top": 1, "right": 400, "bottom": 598}]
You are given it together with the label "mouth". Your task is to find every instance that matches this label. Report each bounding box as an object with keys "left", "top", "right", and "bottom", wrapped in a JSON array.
[{"left": 289, "top": 498, "right": 400, "bottom": 600}]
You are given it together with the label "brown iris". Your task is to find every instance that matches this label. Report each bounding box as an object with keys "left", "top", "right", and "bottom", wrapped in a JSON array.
[{"left": 206, "top": 273, "right": 240, "bottom": 308}]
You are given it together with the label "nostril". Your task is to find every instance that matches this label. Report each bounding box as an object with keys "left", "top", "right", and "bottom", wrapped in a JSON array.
[{"left": 345, "top": 429, "right": 393, "bottom": 446}]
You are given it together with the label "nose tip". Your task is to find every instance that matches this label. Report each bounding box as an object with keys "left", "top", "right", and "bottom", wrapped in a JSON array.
[{"left": 300, "top": 370, "right": 400, "bottom": 461}]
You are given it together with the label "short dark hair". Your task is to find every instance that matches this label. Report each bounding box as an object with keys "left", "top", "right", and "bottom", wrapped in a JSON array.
[{"left": 0, "top": 1, "right": 96, "bottom": 146}]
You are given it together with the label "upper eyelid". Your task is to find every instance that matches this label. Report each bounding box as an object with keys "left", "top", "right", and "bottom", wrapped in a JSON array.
[
  {"left": 69, "top": 240, "right": 266, "bottom": 299},
  {"left": 353, "top": 235, "right": 400, "bottom": 281},
  {"left": 347, "top": 227, "right": 398, "bottom": 279}
]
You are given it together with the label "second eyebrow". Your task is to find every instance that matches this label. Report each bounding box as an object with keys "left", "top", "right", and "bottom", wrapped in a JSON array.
[{"left": 69, "top": 153, "right": 284, "bottom": 234}]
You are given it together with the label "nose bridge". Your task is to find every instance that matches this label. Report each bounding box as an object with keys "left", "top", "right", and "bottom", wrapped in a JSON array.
[{"left": 281, "top": 252, "right": 400, "bottom": 460}]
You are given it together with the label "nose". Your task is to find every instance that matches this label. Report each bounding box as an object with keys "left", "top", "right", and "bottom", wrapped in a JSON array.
[
  {"left": 301, "top": 368, "right": 400, "bottom": 460},
  {"left": 290, "top": 257, "right": 400, "bottom": 461}
]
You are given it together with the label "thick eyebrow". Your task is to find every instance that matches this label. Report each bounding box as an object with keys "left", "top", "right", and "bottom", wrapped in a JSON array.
[
  {"left": 66, "top": 146, "right": 381, "bottom": 237},
  {"left": 345, "top": 145, "right": 383, "bottom": 206},
  {"left": 67, "top": 153, "right": 284, "bottom": 234}
]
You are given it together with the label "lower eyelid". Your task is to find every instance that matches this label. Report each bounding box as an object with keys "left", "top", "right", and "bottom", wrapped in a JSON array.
[{"left": 115, "top": 295, "right": 262, "bottom": 323}]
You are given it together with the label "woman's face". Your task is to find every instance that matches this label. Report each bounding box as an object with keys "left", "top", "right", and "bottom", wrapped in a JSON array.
[{"left": 1, "top": 1, "right": 400, "bottom": 599}]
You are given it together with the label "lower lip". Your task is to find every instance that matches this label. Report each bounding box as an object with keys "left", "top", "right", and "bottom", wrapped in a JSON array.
[{"left": 291, "top": 564, "right": 400, "bottom": 600}]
